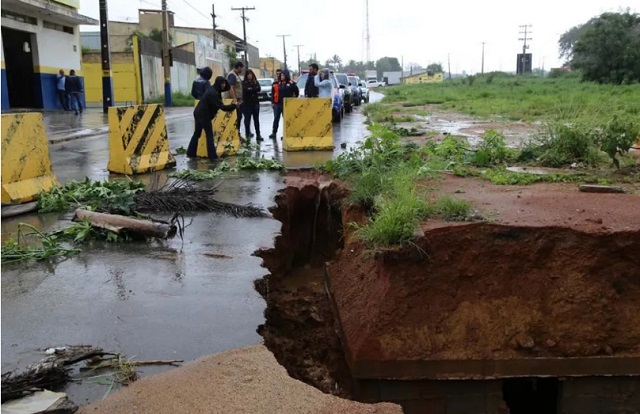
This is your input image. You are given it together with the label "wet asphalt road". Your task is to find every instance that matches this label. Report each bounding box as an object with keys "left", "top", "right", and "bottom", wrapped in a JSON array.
[{"left": 1, "top": 94, "right": 381, "bottom": 404}]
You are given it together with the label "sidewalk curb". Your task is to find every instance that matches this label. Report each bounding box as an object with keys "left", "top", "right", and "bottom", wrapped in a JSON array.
[{"left": 48, "top": 112, "right": 193, "bottom": 145}]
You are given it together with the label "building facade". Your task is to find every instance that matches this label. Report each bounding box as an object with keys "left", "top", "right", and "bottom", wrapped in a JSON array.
[
  {"left": 1, "top": 0, "right": 97, "bottom": 111},
  {"left": 403, "top": 71, "right": 445, "bottom": 84}
]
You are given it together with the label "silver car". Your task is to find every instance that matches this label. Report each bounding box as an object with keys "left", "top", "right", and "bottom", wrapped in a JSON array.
[
  {"left": 359, "top": 80, "right": 370, "bottom": 104},
  {"left": 258, "top": 78, "right": 273, "bottom": 102}
]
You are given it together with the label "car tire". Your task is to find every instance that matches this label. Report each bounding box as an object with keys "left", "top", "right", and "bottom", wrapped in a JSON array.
[{"left": 346, "top": 104, "right": 352, "bottom": 114}]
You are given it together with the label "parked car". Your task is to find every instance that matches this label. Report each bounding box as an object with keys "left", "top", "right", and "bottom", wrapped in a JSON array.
[
  {"left": 359, "top": 80, "right": 370, "bottom": 104},
  {"left": 334, "top": 73, "right": 353, "bottom": 113},
  {"left": 258, "top": 78, "right": 273, "bottom": 102},
  {"left": 296, "top": 71, "right": 345, "bottom": 123},
  {"left": 366, "top": 79, "right": 386, "bottom": 88},
  {"left": 348, "top": 75, "right": 362, "bottom": 106}
]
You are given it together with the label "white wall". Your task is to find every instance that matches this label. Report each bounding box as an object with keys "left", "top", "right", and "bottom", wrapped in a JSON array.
[
  {"left": 140, "top": 53, "right": 195, "bottom": 101},
  {"left": 0, "top": 15, "right": 81, "bottom": 72}
]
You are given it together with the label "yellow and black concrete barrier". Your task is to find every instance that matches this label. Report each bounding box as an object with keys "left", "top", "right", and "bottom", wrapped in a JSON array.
[
  {"left": 283, "top": 98, "right": 334, "bottom": 151},
  {"left": 107, "top": 104, "right": 176, "bottom": 175},
  {"left": 194, "top": 99, "right": 241, "bottom": 158},
  {"left": 1, "top": 113, "right": 59, "bottom": 204}
]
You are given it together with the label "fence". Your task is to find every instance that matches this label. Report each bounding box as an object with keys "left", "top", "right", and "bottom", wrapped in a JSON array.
[{"left": 81, "top": 36, "right": 197, "bottom": 106}]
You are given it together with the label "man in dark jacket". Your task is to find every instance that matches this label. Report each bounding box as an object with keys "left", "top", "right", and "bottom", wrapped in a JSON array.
[
  {"left": 191, "top": 67, "right": 212, "bottom": 100},
  {"left": 305, "top": 63, "right": 319, "bottom": 98},
  {"left": 65, "top": 69, "right": 83, "bottom": 115},
  {"left": 187, "top": 76, "right": 238, "bottom": 161},
  {"left": 269, "top": 69, "right": 299, "bottom": 139}
]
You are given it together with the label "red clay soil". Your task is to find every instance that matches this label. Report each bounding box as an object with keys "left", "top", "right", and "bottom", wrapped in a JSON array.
[
  {"left": 431, "top": 174, "right": 640, "bottom": 233},
  {"left": 327, "top": 175, "right": 640, "bottom": 366}
]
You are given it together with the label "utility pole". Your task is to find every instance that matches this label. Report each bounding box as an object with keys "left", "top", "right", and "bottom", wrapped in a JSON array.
[
  {"left": 365, "top": 0, "right": 370, "bottom": 63},
  {"left": 518, "top": 24, "right": 533, "bottom": 75},
  {"left": 294, "top": 44, "right": 303, "bottom": 74},
  {"left": 231, "top": 6, "right": 255, "bottom": 68},
  {"left": 99, "top": 0, "right": 113, "bottom": 113},
  {"left": 447, "top": 53, "right": 451, "bottom": 80},
  {"left": 481, "top": 42, "right": 485, "bottom": 75},
  {"left": 277, "top": 34, "right": 290, "bottom": 69},
  {"left": 211, "top": 4, "right": 217, "bottom": 49},
  {"left": 161, "top": 0, "right": 172, "bottom": 107}
]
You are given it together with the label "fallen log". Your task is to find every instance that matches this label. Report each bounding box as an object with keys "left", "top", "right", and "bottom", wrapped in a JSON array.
[
  {"left": 1, "top": 202, "right": 38, "bottom": 218},
  {"left": 578, "top": 184, "right": 625, "bottom": 194},
  {"left": 73, "top": 209, "right": 177, "bottom": 240}
]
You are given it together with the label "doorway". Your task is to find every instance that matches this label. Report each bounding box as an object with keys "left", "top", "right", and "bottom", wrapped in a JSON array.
[{"left": 2, "top": 27, "right": 36, "bottom": 108}]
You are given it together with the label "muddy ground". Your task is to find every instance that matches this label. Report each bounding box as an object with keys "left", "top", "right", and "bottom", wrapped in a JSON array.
[{"left": 394, "top": 105, "right": 540, "bottom": 148}]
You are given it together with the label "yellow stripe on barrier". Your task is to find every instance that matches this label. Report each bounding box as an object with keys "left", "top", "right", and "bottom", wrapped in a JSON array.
[
  {"left": 1, "top": 113, "right": 59, "bottom": 204},
  {"left": 107, "top": 104, "right": 176, "bottom": 175},
  {"left": 194, "top": 99, "right": 241, "bottom": 158},
  {"left": 283, "top": 98, "right": 333, "bottom": 151}
]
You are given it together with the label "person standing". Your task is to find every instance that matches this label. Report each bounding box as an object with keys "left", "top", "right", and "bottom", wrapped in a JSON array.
[
  {"left": 305, "top": 63, "right": 319, "bottom": 98},
  {"left": 315, "top": 69, "right": 333, "bottom": 97},
  {"left": 191, "top": 67, "right": 211, "bottom": 100},
  {"left": 187, "top": 76, "right": 238, "bottom": 161},
  {"left": 65, "top": 69, "right": 83, "bottom": 115},
  {"left": 226, "top": 61, "right": 244, "bottom": 132},
  {"left": 56, "top": 69, "right": 69, "bottom": 111},
  {"left": 269, "top": 69, "right": 299, "bottom": 139},
  {"left": 241, "top": 69, "right": 262, "bottom": 142}
]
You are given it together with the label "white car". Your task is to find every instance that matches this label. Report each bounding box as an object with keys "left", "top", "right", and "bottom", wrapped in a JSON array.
[
  {"left": 366, "top": 79, "right": 385, "bottom": 88},
  {"left": 258, "top": 78, "right": 273, "bottom": 102}
]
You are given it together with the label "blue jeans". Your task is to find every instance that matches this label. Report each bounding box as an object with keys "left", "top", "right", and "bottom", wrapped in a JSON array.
[
  {"left": 187, "top": 115, "right": 217, "bottom": 160},
  {"left": 272, "top": 104, "right": 283, "bottom": 134},
  {"left": 57, "top": 90, "right": 69, "bottom": 110},
  {"left": 69, "top": 93, "right": 83, "bottom": 112}
]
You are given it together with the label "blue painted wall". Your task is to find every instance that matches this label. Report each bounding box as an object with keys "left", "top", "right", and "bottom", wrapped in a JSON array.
[
  {"left": 0, "top": 71, "right": 85, "bottom": 111},
  {"left": 1, "top": 69, "right": 9, "bottom": 111}
]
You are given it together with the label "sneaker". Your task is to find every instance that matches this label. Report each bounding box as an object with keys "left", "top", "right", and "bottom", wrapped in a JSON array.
[
  {"left": 249, "top": 133, "right": 255, "bottom": 138},
  {"left": 269, "top": 133, "right": 276, "bottom": 139},
  {"left": 74, "top": 111, "right": 79, "bottom": 115},
  {"left": 256, "top": 135, "right": 264, "bottom": 142}
]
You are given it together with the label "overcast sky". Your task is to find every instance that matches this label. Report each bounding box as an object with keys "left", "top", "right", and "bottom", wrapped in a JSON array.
[{"left": 79, "top": 0, "right": 637, "bottom": 73}]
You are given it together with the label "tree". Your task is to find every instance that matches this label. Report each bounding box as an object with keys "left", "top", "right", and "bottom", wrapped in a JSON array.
[
  {"left": 331, "top": 54, "right": 343, "bottom": 71},
  {"left": 558, "top": 20, "right": 595, "bottom": 61},
  {"left": 375, "top": 57, "right": 401, "bottom": 78},
  {"left": 569, "top": 11, "right": 640, "bottom": 84},
  {"left": 426, "top": 63, "right": 444, "bottom": 73}
]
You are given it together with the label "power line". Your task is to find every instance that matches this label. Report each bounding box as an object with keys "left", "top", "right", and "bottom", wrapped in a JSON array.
[{"left": 177, "top": 0, "right": 212, "bottom": 22}]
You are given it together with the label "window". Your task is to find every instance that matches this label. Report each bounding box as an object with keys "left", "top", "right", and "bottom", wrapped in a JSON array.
[
  {"left": 1, "top": 10, "right": 37, "bottom": 25},
  {"left": 43, "top": 20, "right": 74, "bottom": 34}
]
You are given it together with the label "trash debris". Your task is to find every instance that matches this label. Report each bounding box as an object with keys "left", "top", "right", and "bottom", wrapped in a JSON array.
[
  {"left": 73, "top": 209, "right": 178, "bottom": 240},
  {"left": 1, "top": 345, "right": 105, "bottom": 403},
  {"left": 1, "top": 345, "right": 182, "bottom": 404},
  {"left": 578, "top": 184, "right": 625, "bottom": 194},
  {"left": 1, "top": 390, "right": 77, "bottom": 414}
]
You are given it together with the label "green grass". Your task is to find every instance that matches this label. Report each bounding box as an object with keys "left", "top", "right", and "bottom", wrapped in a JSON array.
[
  {"left": 382, "top": 75, "right": 640, "bottom": 124},
  {"left": 147, "top": 92, "right": 195, "bottom": 107}
]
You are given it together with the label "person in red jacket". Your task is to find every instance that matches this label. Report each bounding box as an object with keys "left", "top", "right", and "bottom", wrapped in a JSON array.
[{"left": 269, "top": 69, "right": 299, "bottom": 139}]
